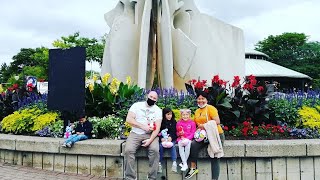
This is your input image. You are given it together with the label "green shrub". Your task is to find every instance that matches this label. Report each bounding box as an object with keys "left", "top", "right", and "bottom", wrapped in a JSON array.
[
  {"left": 268, "top": 99, "right": 299, "bottom": 126},
  {"left": 1, "top": 106, "right": 60, "bottom": 134},
  {"left": 88, "top": 115, "right": 123, "bottom": 139}
]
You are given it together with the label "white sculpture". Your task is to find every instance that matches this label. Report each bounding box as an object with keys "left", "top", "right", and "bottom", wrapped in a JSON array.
[{"left": 101, "top": 0, "right": 245, "bottom": 90}]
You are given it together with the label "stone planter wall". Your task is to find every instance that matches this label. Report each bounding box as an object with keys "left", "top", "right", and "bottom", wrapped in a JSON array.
[{"left": 1, "top": 134, "right": 320, "bottom": 180}]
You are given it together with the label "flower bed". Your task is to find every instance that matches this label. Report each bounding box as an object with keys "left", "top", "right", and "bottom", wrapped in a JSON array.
[{"left": 1, "top": 73, "right": 320, "bottom": 140}]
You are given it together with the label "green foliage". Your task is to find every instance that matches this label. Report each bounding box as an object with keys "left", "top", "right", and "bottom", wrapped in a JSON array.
[
  {"left": 7, "top": 75, "right": 23, "bottom": 87},
  {"left": 22, "top": 66, "right": 47, "bottom": 80},
  {"left": 255, "top": 32, "right": 308, "bottom": 66},
  {"left": 255, "top": 33, "right": 320, "bottom": 87},
  {"left": 88, "top": 115, "right": 123, "bottom": 139},
  {"left": 49, "top": 120, "right": 64, "bottom": 138},
  {"left": 53, "top": 32, "right": 105, "bottom": 65},
  {"left": 85, "top": 74, "right": 143, "bottom": 119},
  {"left": 1, "top": 105, "right": 60, "bottom": 135},
  {"left": 268, "top": 99, "right": 299, "bottom": 126},
  {"left": 313, "top": 79, "right": 320, "bottom": 90},
  {"left": 188, "top": 75, "right": 273, "bottom": 127},
  {"left": 224, "top": 121, "right": 289, "bottom": 139},
  {"left": 156, "top": 90, "right": 197, "bottom": 112},
  {"left": 0, "top": 47, "right": 49, "bottom": 83}
]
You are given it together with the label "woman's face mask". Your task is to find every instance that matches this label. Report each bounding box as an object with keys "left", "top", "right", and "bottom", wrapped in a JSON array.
[{"left": 197, "top": 95, "right": 208, "bottom": 108}]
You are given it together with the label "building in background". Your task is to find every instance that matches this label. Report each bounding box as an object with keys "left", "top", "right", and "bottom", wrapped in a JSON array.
[{"left": 245, "top": 49, "right": 312, "bottom": 92}]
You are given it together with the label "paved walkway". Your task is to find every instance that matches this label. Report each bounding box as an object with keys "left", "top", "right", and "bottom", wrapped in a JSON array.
[{"left": 0, "top": 162, "right": 120, "bottom": 180}]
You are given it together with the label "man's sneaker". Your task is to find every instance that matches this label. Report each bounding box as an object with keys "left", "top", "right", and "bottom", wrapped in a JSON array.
[
  {"left": 181, "top": 163, "right": 188, "bottom": 171},
  {"left": 66, "top": 142, "right": 72, "bottom": 148},
  {"left": 61, "top": 143, "right": 67, "bottom": 148},
  {"left": 185, "top": 168, "right": 199, "bottom": 179},
  {"left": 171, "top": 161, "right": 177, "bottom": 173},
  {"left": 158, "top": 163, "right": 162, "bottom": 173}
]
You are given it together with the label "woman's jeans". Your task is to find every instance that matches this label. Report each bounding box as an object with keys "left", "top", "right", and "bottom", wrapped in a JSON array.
[
  {"left": 159, "top": 141, "right": 177, "bottom": 163},
  {"left": 189, "top": 133, "right": 225, "bottom": 180},
  {"left": 64, "top": 134, "right": 88, "bottom": 145}
]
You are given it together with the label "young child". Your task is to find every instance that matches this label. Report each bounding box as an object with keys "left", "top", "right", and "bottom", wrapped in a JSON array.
[
  {"left": 159, "top": 108, "right": 178, "bottom": 173},
  {"left": 62, "top": 115, "right": 93, "bottom": 148},
  {"left": 176, "top": 109, "right": 196, "bottom": 171}
]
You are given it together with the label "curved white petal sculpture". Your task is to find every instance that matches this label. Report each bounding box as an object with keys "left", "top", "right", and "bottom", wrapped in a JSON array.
[{"left": 101, "top": 0, "right": 245, "bottom": 90}]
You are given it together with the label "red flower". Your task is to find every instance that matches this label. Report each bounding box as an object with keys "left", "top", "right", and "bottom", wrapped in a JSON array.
[
  {"left": 7, "top": 87, "right": 13, "bottom": 91},
  {"left": 202, "top": 80, "right": 207, "bottom": 84},
  {"left": 204, "top": 88, "right": 209, "bottom": 93},
  {"left": 13, "top": 84, "right": 19, "bottom": 90},
  {"left": 243, "top": 83, "right": 250, "bottom": 90},
  {"left": 218, "top": 80, "right": 228, "bottom": 87},
  {"left": 231, "top": 76, "right": 241, "bottom": 87},
  {"left": 38, "top": 78, "right": 45, "bottom": 82},
  {"left": 254, "top": 126, "right": 259, "bottom": 131},
  {"left": 250, "top": 79, "right": 257, "bottom": 86},
  {"left": 247, "top": 75, "right": 256, "bottom": 81},
  {"left": 257, "top": 86, "right": 264, "bottom": 93},
  {"left": 194, "top": 81, "right": 205, "bottom": 89},
  {"left": 252, "top": 130, "right": 258, "bottom": 136},
  {"left": 191, "top": 79, "right": 197, "bottom": 85},
  {"left": 242, "top": 127, "right": 249, "bottom": 136},
  {"left": 232, "top": 126, "right": 235, "bottom": 129},
  {"left": 223, "top": 126, "right": 229, "bottom": 131},
  {"left": 212, "top": 75, "right": 220, "bottom": 84},
  {"left": 243, "top": 121, "right": 250, "bottom": 127}
]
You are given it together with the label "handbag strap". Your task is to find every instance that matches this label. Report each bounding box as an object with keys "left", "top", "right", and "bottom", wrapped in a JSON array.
[{"left": 205, "top": 106, "right": 209, "bottom": 122}]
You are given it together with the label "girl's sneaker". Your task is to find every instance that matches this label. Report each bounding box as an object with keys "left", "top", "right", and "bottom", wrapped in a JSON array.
[
  {"left": 158, "top": 163, "right": 162, "bottom": 173},
  {"left": 185, "top": 168, "right": 199, "bottom": 179},
  {"left": 181, "top": 163, "right": 188, "bottom": 171},
  {"left": 66, "top": 142, "right": 72, "bottom": 148},
  {"left": 172, "top": 161, "right": 177, "bottom": 173}
]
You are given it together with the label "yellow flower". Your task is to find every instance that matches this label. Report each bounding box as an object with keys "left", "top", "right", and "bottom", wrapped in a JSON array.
[
  {"left": 298, "top": 106, "right": 320, "bottom": 129},
  {"left": 102, "top": 73, "right": 111, "bottom": 85},
  {"left": 93, "top": 75, "right": 98, "bottom": 82},
  {"left": 126, "top": 76, "right": 131, "bottom": 85},
  {"left": 32, "top": 112, "right": 59, "bottom": 131},
  {"left": 0, "top": 84, "right": 3, "bottom": 93},
  {"left": 110, "top": 78, "right": 120, "bottom": 95},
  {"left": 88, "top": 83, "right": 94, "bottom": 92}
]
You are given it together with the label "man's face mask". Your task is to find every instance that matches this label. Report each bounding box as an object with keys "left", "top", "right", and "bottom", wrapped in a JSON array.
[{"left": 147, "top": 98, "right": 156, "bottom": 106}]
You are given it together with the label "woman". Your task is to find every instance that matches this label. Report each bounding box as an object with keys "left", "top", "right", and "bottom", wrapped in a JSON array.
[{"left": 185, "top": 91, "right": 225, "bottom": 180}]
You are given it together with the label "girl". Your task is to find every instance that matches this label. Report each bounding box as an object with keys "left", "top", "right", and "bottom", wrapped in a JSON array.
[
  {"left": 159, "top": 108, "right": 178, "bottom": 173},
  {"left": 176, "top": 109, "right": 196, "bottom": 171}
]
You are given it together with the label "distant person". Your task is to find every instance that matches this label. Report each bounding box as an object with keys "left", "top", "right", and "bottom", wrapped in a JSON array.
[{"left": 62, "top": 115, "right": 92, "bottom": 148}]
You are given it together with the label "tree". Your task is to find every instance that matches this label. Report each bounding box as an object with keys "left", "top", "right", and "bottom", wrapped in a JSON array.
[
  {"left": 52, "top": 32, "right": 105, "bottom": 65},
  {"left": 255, "top": 32, "right": 308, "bottom": 66},
  {"left": 0, "top": 47, "right": 49, "bottom": 83},
  {"left": 0, "top": 63, "right": 10, "bottom": 83},
  {"left": 255, "top": 32, "right": 320, "bottom": 89}
]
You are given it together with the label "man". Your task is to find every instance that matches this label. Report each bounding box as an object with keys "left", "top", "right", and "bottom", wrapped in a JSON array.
[{"left": 124, "top": 91, "right": 162, "bottom": 180}]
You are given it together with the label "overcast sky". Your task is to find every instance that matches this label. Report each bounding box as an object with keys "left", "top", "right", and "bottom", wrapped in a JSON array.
[{"left": 0, "top": 0, "right": 319, "bottom": 71}]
